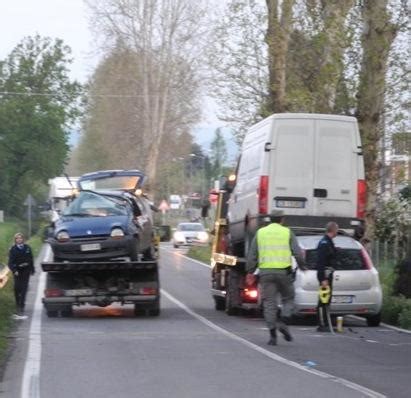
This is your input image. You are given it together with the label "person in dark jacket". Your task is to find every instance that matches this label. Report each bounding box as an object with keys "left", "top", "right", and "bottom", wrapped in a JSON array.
[
  {"left": 316, "top": 222, "right": 338, "bottom": 332},
  {"left": 8, "top": 233, "right": 34, "bottom": 318}
]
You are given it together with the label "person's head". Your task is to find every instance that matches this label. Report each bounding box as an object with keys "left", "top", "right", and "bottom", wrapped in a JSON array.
[
  {"left": 325, "top": 222, "right": 339, "bottom": 238},
  {"left": 14, "top": 233, "right": 24, "bottom": 245},
  {"left": 269, "top": 210, "right": 285, "bottom": 224}
]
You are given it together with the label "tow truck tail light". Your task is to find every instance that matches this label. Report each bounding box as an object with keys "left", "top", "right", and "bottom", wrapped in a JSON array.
[
  {"left": 241, "top": 288, "right": 259, "bottom": 302},
  {"left": 44, "top": 288, "right": 64, "bottom": 297},
  {"left": 139, "top": 287, "right": 157, "bottom": 295},
  {"left": 258, "top": 175, "right": 269, "bottom": 214}
]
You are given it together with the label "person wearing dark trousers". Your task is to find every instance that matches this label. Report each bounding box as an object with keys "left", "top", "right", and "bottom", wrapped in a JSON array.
[
  {"left": 8, "top": 233, "right": 35, "bottom": 319},
  {"left": 316, "top": 222, "right": 339, "bottom": 332},
  {"left": 246, "top": 211, "right": 306, "bottom": 346}
]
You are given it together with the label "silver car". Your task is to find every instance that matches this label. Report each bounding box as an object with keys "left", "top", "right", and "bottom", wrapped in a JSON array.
[
  {"left": 293, "top": 235, "right": 383, "bottom": 326},
  {"left": 172, "top": 222, "right": 209, "bottom": 248}
]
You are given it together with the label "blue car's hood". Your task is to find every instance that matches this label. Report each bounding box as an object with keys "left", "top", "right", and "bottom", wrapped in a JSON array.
[{"left": 55, "top": 215, "right": 129, "bottom": 237}]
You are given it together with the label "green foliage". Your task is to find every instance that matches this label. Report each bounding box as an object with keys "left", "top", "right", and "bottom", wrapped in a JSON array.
[
  {"left": 375, "top": 195, "right": 410, "bottom": 243},
  {"left": 0, "top": 35, "right": 82, "bottom": 216},
  {"left": 398, "top": 305, "right": 411, "bottom": 329}
]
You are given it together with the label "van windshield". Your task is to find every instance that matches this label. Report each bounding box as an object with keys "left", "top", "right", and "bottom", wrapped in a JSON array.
[{"left": 305, "top": 249, "right": 367, "bottom": 271}]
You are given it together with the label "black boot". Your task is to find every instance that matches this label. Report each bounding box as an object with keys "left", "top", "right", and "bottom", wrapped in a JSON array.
[
  {"left": 279, "top": 317, "right": 293, "bottom": 342},
  {"left": 268, "top": 328, "right": 277, "bottom": 345}
]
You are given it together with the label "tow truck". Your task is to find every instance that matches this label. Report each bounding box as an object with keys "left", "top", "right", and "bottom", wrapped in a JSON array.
[{"left": 210, "top": 176, "right": 260, "bottom": 315}]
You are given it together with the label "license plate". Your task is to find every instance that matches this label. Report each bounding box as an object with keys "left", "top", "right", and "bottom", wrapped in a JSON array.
[
  {"left": 331, "top": 295, "right": 353, "bottom": 304},
  {"left": 65, "top": 289, "right": 94, "bottom": 296},
  {"left": 80, "top": 243, "right": 101, "bottom": 252},
  {"left": 276, "top": 200, "right": 305, "bottom": 208}
]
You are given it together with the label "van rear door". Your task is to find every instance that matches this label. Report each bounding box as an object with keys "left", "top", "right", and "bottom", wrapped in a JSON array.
[
  {"left": 313, "top": 120, "right": 358, "bottom": 217},
  {"left": 271, "top": 119, "right": 315, "bottom": 215}
]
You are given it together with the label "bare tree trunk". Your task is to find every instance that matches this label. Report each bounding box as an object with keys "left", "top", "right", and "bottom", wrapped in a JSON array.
[
  {"left": 313, "top": 0, "right": 354, "bottom": 113},
  {"left": 356, "top": 0, "right": 398, "bottom": 240},
  {"left": 265, "top": 0, "right": 295, "bottom": 113}
]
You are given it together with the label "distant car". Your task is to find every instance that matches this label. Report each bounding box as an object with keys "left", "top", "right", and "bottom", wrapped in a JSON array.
[
  {"left": 293, "top": 234, "right": 382, "bottom": 326},
  {"left": 172, "top": 222, "right": 209, "bottom": 248},
  {"left": 48, "top": 170, "right": 155, "bottom": 262}
]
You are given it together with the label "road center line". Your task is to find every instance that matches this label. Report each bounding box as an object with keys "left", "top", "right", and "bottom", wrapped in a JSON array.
[
  {"left": 161, "top": 288, "right": 386, "bottom": 398},
  {"left": 21, "top": 245, "right": 50, "bottom": 398}
]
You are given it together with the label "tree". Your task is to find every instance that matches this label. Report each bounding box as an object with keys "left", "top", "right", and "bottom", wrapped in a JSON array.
[
  {"left": 206, "top": 0, "right": 268, "bottom": 142},
  {"left": 265, "top": 0, "right": 295, "bottom": 113},
  {"left": 209, "top": 128, "right": 228, "bottom": 181},
  {"left": 0, "top": 35, "right": 81, "bottom": 215},
  {"left": 356, "top": 0, "right": 400, "bottom": 239},
  {"left": 85, "top": 0, "right": 206, "bottom": 184}
]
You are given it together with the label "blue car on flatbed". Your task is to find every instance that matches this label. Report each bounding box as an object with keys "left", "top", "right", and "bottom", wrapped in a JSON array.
[{"left": 43, "top": 170, "right": 160, "bottom": 318}]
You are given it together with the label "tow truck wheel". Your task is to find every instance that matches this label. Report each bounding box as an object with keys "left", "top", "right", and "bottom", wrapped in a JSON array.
[
  {"left": 148, "top": 308, "right": 160, "bottom": 316},
  {"left": 214, "top": 296, "right": 225, "bottom": 311},
  {"left": 61, "top": 307, "right": 73, "bottom": 317},
  {"left": 46, "top": 309, "right": 58, "bottom": 318}
]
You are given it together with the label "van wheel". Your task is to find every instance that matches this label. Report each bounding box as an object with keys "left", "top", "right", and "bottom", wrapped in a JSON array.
[
  {"left": 61, "top": 307, "right": 73, "bottom": 317},
  {"left": 366, "top": 312, "right": 381, "bottom": 327}
]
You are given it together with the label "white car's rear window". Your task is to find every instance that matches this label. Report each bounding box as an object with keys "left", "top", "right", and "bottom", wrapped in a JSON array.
[{"left": 305, "top": 249, "right": 367, "bottom": 271}]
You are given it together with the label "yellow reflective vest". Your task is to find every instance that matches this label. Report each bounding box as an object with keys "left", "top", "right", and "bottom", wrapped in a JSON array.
[{"left": 256, "top": 223, "right": 291, "bottom": 269}]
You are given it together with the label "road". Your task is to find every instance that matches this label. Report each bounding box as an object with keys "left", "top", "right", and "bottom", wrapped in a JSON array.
[{"left": 1, "top": 243, "right": 410, "bottom": 398}]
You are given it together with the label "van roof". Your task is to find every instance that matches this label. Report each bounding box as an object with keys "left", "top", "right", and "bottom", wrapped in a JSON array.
[{"left": 248, "top": 113, "right": 357, "bottom": 132}]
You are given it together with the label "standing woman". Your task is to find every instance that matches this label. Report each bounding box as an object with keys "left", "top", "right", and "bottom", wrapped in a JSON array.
[{"left": 8, "top": 233, "right": 35, "bottom": 318}]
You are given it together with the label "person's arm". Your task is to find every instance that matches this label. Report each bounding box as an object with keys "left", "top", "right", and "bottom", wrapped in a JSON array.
[
  {"left": 316, "top": 240, "right": 328, "bottom": 283},
  {"left": 246, "top": 235, "right": 259, "bottom": 274},
  {"left": 7, "top": 247, "right": 17, "bottom": 274},
  {"left": 290, "top": 232, "right": 306, "bottom": 270}
]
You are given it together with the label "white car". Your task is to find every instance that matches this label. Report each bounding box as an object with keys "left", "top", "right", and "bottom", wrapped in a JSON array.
[
  {"left": 173, "top": 222, "right": 209, "bottom": 248},
  {"left": 293, "top": 234, "right": 383, "bottom": 326}
]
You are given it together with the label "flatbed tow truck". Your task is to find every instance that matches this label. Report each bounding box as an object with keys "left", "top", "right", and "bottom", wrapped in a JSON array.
[{"left": 42, "top": 257, "right": 160, "bottom": 317}]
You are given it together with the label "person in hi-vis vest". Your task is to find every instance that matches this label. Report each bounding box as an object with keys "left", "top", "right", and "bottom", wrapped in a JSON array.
[{"left": 246, "top": 211, "right": 306, "bottom": 346}]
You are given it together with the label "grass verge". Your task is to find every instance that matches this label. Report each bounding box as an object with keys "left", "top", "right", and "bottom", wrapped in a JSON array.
[
  {"left": 0, "top": 222, "right": 20, "bottom": 360},
  {"left": 186, "top": 245, "right": 212, "bottom": 264},
  {"left": 0, "top": 222, "right": 44, "bottom": 362}
]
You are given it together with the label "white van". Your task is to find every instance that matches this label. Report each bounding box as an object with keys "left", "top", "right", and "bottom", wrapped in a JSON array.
[{"left": 228, "top": 113, "right": 365, "bottom": 254}]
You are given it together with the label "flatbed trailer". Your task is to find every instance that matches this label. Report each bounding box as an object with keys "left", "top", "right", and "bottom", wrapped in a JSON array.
[{"left": 42, "top": 259, "right": 160, "bottom": 317}]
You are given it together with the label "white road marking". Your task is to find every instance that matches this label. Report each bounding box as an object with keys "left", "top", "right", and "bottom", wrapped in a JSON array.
[
  {"left": 161, "top": 288, "right": 386, "bottom": 398},
  {"left": 366, "top": 340, "right": 378, "bottom": 343},
  {"left": 21, "top": 245, "right": 50, "bottom": 398}
]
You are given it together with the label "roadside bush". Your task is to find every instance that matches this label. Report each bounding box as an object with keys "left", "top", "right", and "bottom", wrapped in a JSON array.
[{"left": 382, "top": 294, "right": 408, "bottom": 325}]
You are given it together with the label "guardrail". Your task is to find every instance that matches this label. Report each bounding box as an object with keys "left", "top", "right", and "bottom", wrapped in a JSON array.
[{"left": 0, "top": 263, "right": 10, "bottom": 289}]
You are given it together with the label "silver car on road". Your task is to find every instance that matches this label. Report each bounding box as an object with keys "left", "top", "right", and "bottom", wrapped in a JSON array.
[{"left": 293, "top": 235, "right": 383, "bottom": 326}]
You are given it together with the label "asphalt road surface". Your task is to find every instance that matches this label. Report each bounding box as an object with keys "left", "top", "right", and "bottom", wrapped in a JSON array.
[{"left": 1, "top": 243, "right": 410, "bottom": 398}]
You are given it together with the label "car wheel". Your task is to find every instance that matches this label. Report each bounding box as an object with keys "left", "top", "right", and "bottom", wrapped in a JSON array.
[
  {"left": 129, "top": 238, "right": 139, "bottom": 261},
  {"left": 366, "top": 312, "right": 381, "bottom": 327},
  {"left": 173, "top": 243, "right": 179, "bottom": 249}
]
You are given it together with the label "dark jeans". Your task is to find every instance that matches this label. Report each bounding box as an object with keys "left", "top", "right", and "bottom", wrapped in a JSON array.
[{"left": 13, "top": 268, "right": 31, "bottom": 311}]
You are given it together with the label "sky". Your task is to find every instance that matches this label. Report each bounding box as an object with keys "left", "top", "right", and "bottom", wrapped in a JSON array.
[
  {"left": 0, "top": 0, "right": 235, "bottom": 158},
  {"left": 0, "top": 0, "right": 97, "bottom": 83}
]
